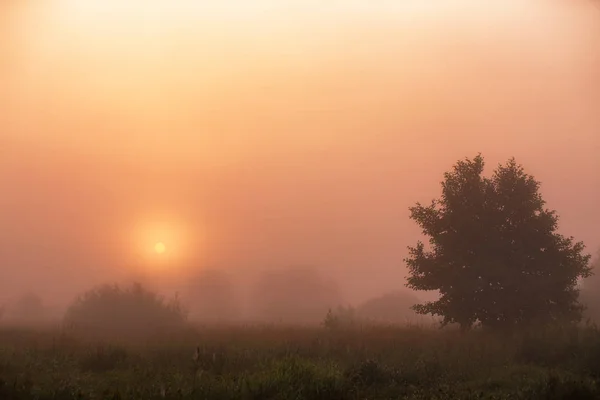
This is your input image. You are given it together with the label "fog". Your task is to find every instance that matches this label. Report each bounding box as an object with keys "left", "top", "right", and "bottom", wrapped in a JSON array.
[{"left": 1, "top": 0, "right": 599, "bottom": 322}]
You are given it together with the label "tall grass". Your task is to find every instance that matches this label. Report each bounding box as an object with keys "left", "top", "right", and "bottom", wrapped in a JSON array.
[{"left": 1, "top": 322, "right": 600, "bottom": 399}]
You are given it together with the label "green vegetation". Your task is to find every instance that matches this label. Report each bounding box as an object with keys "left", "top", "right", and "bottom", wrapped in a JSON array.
[
  {"left": 2, "top": 323, "right": 600, "bottom": 399},
  {"left": 406, "top": 155, "right": 592, "bottom": 330}
]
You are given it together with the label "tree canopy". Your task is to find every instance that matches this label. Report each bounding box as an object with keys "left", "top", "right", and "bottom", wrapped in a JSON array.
[{"left": 405, "top": 155, "right": 592, "bottom": 330}]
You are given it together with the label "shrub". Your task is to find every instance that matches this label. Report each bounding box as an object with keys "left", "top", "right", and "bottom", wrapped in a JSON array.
[{"left": 64, "top": 282, "right": 188, "bottom": 340}]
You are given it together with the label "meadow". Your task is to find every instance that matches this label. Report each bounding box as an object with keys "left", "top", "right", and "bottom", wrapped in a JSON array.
[{"left": 2, "top": 322, "right": 600, "bottom": 400}]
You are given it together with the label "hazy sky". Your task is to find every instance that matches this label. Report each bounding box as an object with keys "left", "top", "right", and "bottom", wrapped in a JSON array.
[{"left": 1, "top": 0, "right": 599, "bottom": 307}]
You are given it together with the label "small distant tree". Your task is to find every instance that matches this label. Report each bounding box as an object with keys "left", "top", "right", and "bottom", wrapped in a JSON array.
[
  {"left": 64, "top": 283, "right": 188, "bottom": 339},
  {"left": 405, "top": 155, "right": 592, "bottom": 331}
]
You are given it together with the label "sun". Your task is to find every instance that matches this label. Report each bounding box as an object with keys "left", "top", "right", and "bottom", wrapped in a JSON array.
[{"left": 154, "top": 242, "right": 167, "bottom": 254}]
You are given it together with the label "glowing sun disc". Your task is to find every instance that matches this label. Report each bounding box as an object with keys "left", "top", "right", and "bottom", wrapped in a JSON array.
[{"left": 154, "top": 242, "right": 166, "bottom": 254}]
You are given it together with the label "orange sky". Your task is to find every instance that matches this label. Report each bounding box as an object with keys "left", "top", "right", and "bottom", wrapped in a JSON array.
[{"left": 1, "top": 0, "right": 599, "bottom": 307}]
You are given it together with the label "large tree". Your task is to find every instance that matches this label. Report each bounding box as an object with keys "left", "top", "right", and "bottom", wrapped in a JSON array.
[{"left": 405, "top": 155, "right": 591, "bottom": 330}]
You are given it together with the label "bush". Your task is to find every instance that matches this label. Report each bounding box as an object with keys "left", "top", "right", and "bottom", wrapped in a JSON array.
[{"left": 64, "top": 282, "right": 188, "bottom": 340}]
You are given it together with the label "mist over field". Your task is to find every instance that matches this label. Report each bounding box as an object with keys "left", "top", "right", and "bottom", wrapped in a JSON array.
[
  {"left": 3, "top": 2, "right": 600, "bottom": 399},
  {"left": 0, "top": 0, "right": 599, "bottom": 324}
]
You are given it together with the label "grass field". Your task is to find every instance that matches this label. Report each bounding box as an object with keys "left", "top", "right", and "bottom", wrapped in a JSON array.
[{"left": 2, "top": 323, "right": 600, "bottom": 399}]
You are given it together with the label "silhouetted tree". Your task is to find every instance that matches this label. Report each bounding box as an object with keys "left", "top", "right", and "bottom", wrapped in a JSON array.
[{"left": 405, "top": 155, "right": 592, "bottom": 331}]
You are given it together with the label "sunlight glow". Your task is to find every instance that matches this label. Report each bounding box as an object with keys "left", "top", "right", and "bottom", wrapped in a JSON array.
[
  {"left": 154, "top": 242, "right": 166, "bottom": 254},
  {"left": 126, "top": 217, "right": 195, "bottom": 273}
]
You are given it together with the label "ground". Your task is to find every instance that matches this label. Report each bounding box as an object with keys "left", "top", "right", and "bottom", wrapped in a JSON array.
[{"left": 1, "top": 323, "right": 600, "bottom": 399}]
